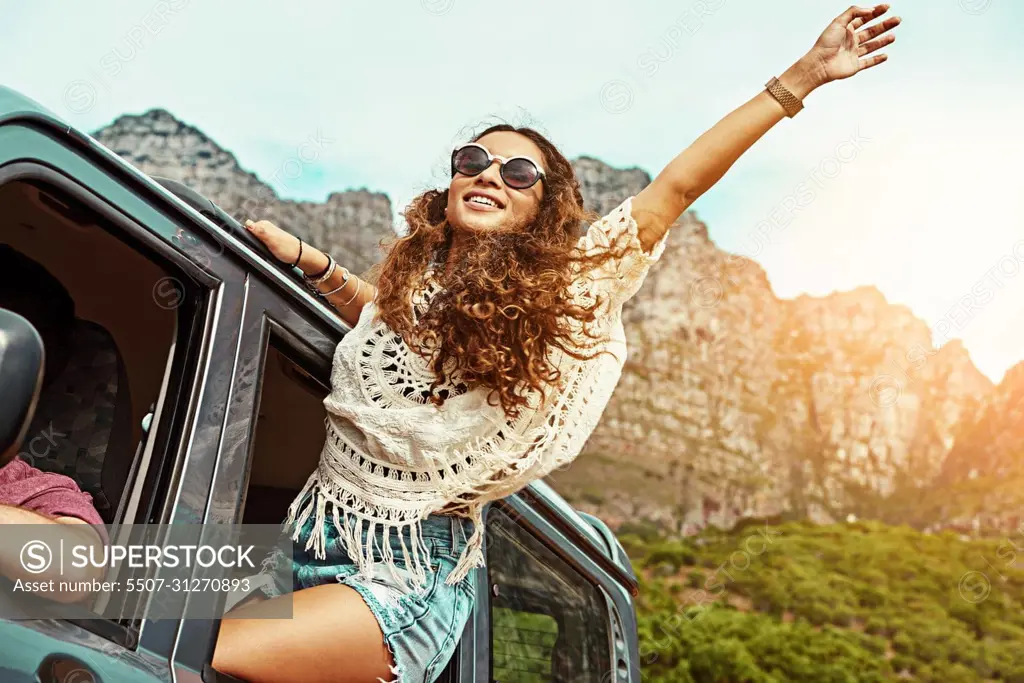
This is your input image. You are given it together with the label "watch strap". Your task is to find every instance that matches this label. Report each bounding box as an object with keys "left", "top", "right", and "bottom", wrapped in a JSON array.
[{"left": 765, "top": 76, "right": 804, "bottom": 118}]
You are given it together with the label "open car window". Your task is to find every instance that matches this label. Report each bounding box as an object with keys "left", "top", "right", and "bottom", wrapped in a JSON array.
[{"left": 0, "top": 175, "right": 207, "bottom": 645}]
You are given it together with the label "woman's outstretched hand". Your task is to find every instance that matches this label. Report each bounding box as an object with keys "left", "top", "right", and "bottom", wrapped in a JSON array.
[{"left": 808, "top": 4, "right": 901, "bottom": 84}]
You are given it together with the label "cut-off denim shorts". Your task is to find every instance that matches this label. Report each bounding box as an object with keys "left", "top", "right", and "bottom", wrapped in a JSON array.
[{"left": 251, "top": 507, "right": 478, "bottom": 683}]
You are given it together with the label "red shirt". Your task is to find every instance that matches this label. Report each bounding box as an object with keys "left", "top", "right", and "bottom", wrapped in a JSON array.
[{"left": 0, "top": 458, "right": 105, "bottom": 527}]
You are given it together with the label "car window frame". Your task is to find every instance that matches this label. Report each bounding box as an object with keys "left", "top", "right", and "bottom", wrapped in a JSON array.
[{"left": 482, "top": 496, "right": 639, "bottom": 683}]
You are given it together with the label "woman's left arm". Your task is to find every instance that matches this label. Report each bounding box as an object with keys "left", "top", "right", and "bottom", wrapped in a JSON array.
[{"left": 632, "top": 4, "right": 901, "bottom": 252}]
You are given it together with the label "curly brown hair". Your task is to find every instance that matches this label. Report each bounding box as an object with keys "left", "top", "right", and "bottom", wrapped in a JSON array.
[{"left": 370, "top": 124, "right": 623, "bottom": 420}]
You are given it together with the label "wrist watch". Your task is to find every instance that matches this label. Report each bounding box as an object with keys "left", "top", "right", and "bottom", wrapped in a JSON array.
[{"left": 765, "top": 77, "right": 804, "bottom": 118}]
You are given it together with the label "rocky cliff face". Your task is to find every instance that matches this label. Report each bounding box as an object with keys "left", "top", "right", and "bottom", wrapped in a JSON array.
[
  {"left": 928, "top": 361, "right": 1024, "bottom": 528},
  {"left": 556, "top": 197, "right": 999, "bottom": 533},
  {"left": 93, "top": 109, "right": 1021, "bottom": 534}
]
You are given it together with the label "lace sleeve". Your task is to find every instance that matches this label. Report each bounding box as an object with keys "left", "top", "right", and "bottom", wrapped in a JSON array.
[{"left": 574, "top": 196, "right": 668, "bottom": 310}]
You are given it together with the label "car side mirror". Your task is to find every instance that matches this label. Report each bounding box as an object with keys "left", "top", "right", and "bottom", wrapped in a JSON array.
[{"left": 0, "top": 308, "right": 45, "bottom": 467}]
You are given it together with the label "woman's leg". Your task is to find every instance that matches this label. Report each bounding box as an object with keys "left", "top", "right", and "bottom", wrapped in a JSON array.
[{"left": 211, "top": 583, "right": 396, "bottom": 683}]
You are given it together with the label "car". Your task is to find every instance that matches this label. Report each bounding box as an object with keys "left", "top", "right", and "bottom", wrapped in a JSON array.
[{"left": 0, "top": 85, "right": 641, "bottom": 683}]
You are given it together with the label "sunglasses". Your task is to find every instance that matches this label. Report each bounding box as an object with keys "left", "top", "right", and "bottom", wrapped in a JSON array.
[{"left": 451, "top": 143, "right": 545, "bottom": 190}]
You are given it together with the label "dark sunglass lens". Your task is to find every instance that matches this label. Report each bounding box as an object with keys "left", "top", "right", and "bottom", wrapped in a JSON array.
[
  {"left": 502, "top": 158, "right": 539, "bottom": 188},
  {"left": 453, "top": 146, "right": 490, "bottom": 176}
]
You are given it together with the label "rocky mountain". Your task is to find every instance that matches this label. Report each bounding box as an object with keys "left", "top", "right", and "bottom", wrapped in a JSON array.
[{"left": 92, "top": 109, "right": 1022, "bottom": 535}]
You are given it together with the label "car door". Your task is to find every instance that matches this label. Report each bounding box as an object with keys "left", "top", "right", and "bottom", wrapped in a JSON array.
[
  {"left": 165, "top": 264, "right": 356, "bottom": 680},
  {"left": 0, "top": 111, "right": 235, "bottom": 681}
]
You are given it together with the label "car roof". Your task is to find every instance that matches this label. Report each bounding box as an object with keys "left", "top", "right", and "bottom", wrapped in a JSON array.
[{"left": 0, "top": 84, "right": 638, "bottom": 590}]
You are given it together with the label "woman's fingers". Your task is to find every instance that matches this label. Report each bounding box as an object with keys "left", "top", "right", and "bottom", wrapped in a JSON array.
[
  {"left": 856, "top": 15, "right": 901, "bottom": 43},
  {"left": 244, "top": 219, "right": 301, "bottom": 263},
  {"left": 245, "top": 219, "right": 278, "bottom": 240},
  {"left": 858, "top": 32, "right": 895, "bottom": 57},
  {"left": 245, "top": 219, "right": 277, "bottom": 249},
  {"left": 858, "top": 53, "right": 889, "bottom": 71},
  {"left": 838, "top": 3, "right": 889, "bottom": 29}
]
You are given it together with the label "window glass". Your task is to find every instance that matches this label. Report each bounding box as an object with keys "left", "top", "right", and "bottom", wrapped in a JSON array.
[{"left": 487, "top": 507, "right": 613, "bottom": 683}]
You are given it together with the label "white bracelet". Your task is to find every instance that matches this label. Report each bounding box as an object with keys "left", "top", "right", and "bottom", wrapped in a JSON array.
[
  {"left": 320, "top": 267, "right": 351, "bottom": 297},
  {"left": 338, "top": 278, "right": 362, "bottom": 307}
]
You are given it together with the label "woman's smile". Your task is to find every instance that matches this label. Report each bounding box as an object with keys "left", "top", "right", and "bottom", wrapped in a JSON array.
[{"left": 463, "top": 190, "right": 505, "bottom": 212}]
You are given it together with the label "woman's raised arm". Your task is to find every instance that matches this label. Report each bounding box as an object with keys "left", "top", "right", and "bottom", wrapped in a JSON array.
[
  {"left": 631, "top": 4, "right": 901, "bottom": 253},
  {"left": 244, "top": 218, "right": 375, "bottom": 327}
]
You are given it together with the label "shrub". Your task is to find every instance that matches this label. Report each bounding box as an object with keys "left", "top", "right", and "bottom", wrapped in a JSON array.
[
  {"left": 686, "top": 638, "right": 770, "bottom": 683},
  {"left": 864, "top": 615, "right": 888, "bottom": 636},
  {"left": 890, "top": 653, "right": 915, "bottom": 675},
  {"left": 828, "top": 605, "right": 855, "bottom": 627},
  {"left": 804, "top": 601, "right": 833, "bottom": 626}
]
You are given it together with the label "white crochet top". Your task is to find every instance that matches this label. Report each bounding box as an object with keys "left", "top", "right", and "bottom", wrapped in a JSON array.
[{"left": 285, "top": 196, "right": 668, "bottom": 588}]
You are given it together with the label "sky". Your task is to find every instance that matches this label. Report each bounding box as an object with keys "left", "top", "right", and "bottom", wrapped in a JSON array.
[{"left": 1, "top": 0, "right": 1022, "bottom": 383}]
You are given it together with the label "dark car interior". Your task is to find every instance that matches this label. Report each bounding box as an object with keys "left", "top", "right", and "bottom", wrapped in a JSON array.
[
  {"left": 0, "top": 180, "right": 178, "bottom": 523},
  {"left": 242, "top": 342, "right": 329, "bottom": 526}
]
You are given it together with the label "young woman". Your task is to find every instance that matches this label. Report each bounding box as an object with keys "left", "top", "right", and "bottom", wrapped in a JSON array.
[{"left": 211, "top": 5, "right": 900, "bottom": 681}]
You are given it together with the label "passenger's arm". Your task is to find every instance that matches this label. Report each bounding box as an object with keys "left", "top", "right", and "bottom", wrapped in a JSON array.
[
  {"left": 244, "top": 219, "right": 375, "bottom": 327},
  {"left": 0, "top": 504, "right": 104, "bottom": 603}
]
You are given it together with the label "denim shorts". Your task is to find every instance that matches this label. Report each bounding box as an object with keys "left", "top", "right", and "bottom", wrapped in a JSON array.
[{"left": 253, "top": 509, "right": 478, "bottom": 683}]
